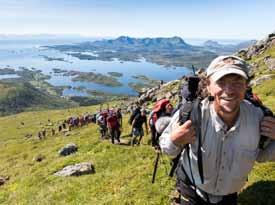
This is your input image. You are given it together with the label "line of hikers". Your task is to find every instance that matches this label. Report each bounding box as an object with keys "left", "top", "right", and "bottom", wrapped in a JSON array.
[
  {"left": 96, "top": 108, "right": 123, "bottom": 144},
  {"left": 95, "top": 99, "right": 175, "bottom": 147},
  {"left": 128, "top": 100, "right": 174, "bottom": 147},
  {"left": 36, "top": 113, "right": 98, "bottom": 140}
]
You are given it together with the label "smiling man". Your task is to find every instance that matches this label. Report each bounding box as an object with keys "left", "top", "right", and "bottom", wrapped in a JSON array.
[{"left": 160, "top": 55, "right": 275, "bottom": 205}]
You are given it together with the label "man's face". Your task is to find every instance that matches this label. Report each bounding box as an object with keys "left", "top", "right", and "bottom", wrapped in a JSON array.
[{"left": 207, "top": 74, "right": 247, "bottom": 118}]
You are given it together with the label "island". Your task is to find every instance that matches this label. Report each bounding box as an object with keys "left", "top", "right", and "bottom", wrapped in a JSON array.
[
  {"left": 72, "top": 72, "right": 123, "bottom": 87},
  {"left": 107, "top": 72, "right": 123, "bottom": 77},
  {"left": 39, "top": 55, "right": 72, "bottom": 63},
  {"left": 129, "top": 75, "right": 161, "bottom": 92}
]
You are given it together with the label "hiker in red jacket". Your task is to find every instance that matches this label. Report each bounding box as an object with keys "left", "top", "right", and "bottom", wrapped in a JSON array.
[{"left": 107, "top": 111, "right": 121, "bottom": 144}]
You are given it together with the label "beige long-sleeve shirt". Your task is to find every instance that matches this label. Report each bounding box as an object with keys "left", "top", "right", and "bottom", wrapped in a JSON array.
[{"left": 160, "top": 99, "right": 275, "bottom": 203}]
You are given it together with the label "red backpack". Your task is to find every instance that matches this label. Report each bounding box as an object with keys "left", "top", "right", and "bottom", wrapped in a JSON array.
[{"left": 149, "top": 99, "right": 171, "bottom": 126}]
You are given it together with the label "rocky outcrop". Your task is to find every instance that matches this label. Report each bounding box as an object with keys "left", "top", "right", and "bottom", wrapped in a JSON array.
[
  {"left": 58, "top": 143, "right": 78, "bottom": 156},
  {"left": 264, "top": 55, "right": 275, "bottom": 71},
  {"left": 250, "top": 74, "right": 275, "bottom": 86},
  {"left": 237, "top": 32, "right": 275, "bottom": 60},
  {"left": 54, "top": 162, "right": 95, "bottom": 177},
  {"left": 126, "top": 79, "right": 181, "bottom": 109}
]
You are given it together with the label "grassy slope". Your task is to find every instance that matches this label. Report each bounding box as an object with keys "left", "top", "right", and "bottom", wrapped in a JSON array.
[
  {"left": 0, "top": 105, "right": 174, "bottom": 205},
  {"left": 249, "top": 46, "right": 275, "bottom": 111},
  {"left": 0, "top": 98, "right": 274, "bottom": 204}
]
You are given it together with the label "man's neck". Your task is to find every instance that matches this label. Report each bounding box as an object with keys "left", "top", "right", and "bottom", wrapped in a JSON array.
[{"left": 215, "top": 107, "right": 240, "bottom": 129}]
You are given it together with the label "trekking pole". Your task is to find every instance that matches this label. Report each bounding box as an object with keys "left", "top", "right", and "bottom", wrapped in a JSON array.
[
  {"left": 191, "top": 65, "right": 196, "bottom": 75},
  {"left": 169, "top": 154, "right": 181, "bottom": 177},
  {"left": 152, "top": 149, "right": 161, "bottom": 183}
]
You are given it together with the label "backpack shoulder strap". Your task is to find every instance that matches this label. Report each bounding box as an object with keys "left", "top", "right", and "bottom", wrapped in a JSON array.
[
  {"left": 245, "top": 91, "right": 274, "bottom": 149},
  {"left": 190, "top": 98, "right": 204, "bottom": 184}
]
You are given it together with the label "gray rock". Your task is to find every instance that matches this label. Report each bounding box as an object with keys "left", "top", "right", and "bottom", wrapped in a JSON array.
[
  {"left": 250, "top": 75, "right": 274, "bottom": 86},
  {"left": 59, "top": 143, "right": 78, "bottom": 156},
  {"left": 148, "top": 92, "right": 155, "bottom": 99},
  {"left": 264, "top": 56, "right": 275, "bottom": 71},
  {"left": 54, "top": 162, "right": 95, "bottom": 177},
  {"left": 0, "top": 176, "right": 9, "bottom": 186}
]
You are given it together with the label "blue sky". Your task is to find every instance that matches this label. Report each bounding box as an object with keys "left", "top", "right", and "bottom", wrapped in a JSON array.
[{"left": 0, "top": 0, "right": 275, "bottom": 39}]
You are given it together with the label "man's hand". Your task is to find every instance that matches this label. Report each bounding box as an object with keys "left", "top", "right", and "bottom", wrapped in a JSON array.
[
  {"left": 260, "top": 116, "right": 275, "bottom": 140},
  {"left": 170, "top": 120, "right": 196, "bottom": 145}
]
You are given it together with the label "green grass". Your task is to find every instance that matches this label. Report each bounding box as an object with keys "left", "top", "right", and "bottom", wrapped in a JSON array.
[
  {"left": 0, "top": 102, "right": 275, "bottom": 205},
  {"left": 0, "top": 106, "right": 174, "bottom": 205},
  {"left": 237, "top": 44, "right": 275, "bottom": 205},
  {"left": 253, "top": 77, "right": 275, "bottom": 111},
  {"left": 248, "top": 46, "right": 275, "bottom": 77}
]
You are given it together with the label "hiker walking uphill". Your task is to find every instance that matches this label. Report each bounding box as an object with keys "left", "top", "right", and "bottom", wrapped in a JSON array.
[
  {"left": 160, "top": 55, "right": 275, "bottom": 205},
  {"left": 96, "top": 110, "right": 108, "bottom": 139},
  {"left": 131, "top": 109, "right": 148, "bottom": 146},
  {"left": 116, "top": 108, "right": 123, "bottom": 138},
  {"left": 106, "top": 110, "right": 121, "bottom": 144},
  {"left": 128, "top": 103, "right": 141, "bottom": 136}
]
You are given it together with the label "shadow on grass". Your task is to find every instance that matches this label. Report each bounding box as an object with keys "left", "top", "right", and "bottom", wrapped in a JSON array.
[{"left": 238, "top": 180, "right": 275, "bottom": 205}]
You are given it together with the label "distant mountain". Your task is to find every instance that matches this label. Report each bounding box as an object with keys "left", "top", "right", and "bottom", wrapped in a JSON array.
[
  {"left": 48, "top": 36, "right": 258, "bottom": 68},
  {"left": 203, "top": 39, "right": 257, "bottom": 54},
  {"left": 203, "top": 40, "right": 222, "bottom": 48},
  {"left": 76, "top": 36, "right": 194, "bottom": 51},
  {"left": 49, "top": 36, "right": 217, "bottom": 68}
]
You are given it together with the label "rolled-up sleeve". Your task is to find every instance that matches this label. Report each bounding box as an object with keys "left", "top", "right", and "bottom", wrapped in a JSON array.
[{"left": 159, "top": 110, "right": 184, "bottom": 158}]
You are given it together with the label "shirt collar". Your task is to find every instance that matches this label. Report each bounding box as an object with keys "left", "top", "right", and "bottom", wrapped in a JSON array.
[{"left": 210, "top": 103, "right": 241, "bottom": 133}]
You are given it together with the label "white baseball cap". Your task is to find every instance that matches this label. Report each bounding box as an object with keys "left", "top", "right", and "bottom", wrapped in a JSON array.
[{"left": 206, "top": 55, "right": 250, "bottom": 82}]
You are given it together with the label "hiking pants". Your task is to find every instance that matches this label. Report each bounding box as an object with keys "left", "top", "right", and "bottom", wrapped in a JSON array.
[
  {"left": 131, "top": 127, "right": 143, "bottom": 146},
  {"left": 109, "top": 128, "right": 120, "bottom": 144},
  {"left": 99, "top": 124, "right": 107, "bottom": 138},
  {"left": 176, "top": 179, "right": 237, "bottom": 205}
]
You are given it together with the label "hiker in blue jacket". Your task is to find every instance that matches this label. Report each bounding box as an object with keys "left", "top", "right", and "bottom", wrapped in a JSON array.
[{"left": 160, "top": 55, "right": 275, "bottom": 205}]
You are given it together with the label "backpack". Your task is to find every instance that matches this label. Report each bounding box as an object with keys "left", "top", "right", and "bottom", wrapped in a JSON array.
[
  {"left": 128, "top": 107, "right": 141, "bottom": 125},
  {"left": 149, "top": 99, "right": 171, "bottom": 127},
  {"left": 97, "top": 110, "right": 108, "bottom": 125}
]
